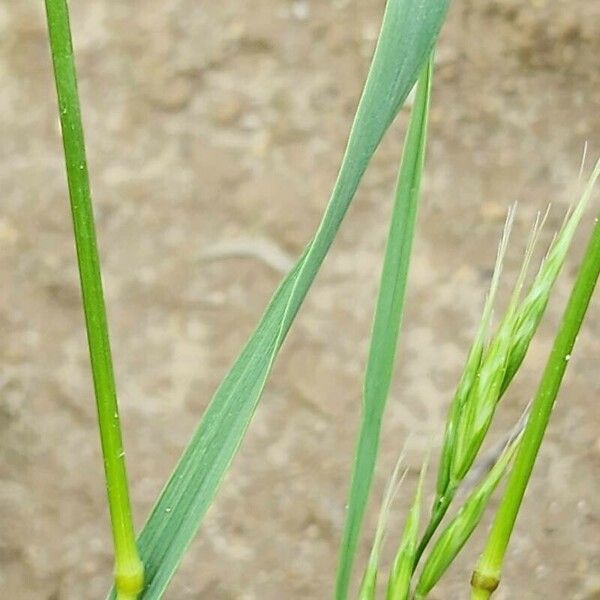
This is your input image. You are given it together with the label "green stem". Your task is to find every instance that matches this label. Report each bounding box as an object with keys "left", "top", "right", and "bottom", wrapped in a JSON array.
[
  {"left": 471, "top": 208, "right": 600, "bottom": 599},
  {"left": 44, "top": 1, "right": 143, "bottom": 597},
  {"left": 413, "top": 489, "right": 454, "bottom": 568}
]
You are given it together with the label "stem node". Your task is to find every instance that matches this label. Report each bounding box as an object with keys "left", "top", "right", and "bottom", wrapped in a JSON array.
[{"left": 470, "top": 569, "right": 499, "bottom": 597}]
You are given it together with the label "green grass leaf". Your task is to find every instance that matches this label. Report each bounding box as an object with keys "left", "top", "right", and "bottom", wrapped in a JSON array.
[
  {"left": 336, "top": 53, "right": 434, "bottom": 600},
  {"left": 107, "top": 1, "right": 449, "bottom": 598}
]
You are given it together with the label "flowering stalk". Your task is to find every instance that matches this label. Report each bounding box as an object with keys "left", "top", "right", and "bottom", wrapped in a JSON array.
[{"left": 44, "top": 1, "right": 143, "bottom": 597}]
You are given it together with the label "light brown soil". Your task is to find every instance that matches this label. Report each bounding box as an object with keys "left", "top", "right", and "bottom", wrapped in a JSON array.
[{"left": 1, "top": 1, "right": 599, "bottom": 599}]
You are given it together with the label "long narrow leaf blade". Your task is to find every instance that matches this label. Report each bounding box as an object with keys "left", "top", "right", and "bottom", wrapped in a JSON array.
[
  {"left": 108, "top": 2, "right": 449, "bottom": 597},
  {"left": 336, "top": 54, "right": 434, "bottom": 600}
]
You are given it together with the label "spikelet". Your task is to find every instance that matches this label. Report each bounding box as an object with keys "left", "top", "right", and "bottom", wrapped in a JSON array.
[
  {"left": 357, "top": 456, "right": 407, "bottom": 600},
  {"left": 415, "top": 437, "right": 521, "bottom": 598},
  {"left": 385, "top": 462, "right": 427, "bottom": 600},
  {"left": 501, "top": 158, "right": 600, "bottom": 391},
  {"left": 449, "top": 161, "right": 599, "bottom": 484},
  {"left": 435, "top": 207, "right": 515, "bottom": 503},
  {"left": 451, "top": 214, "right": 542, "bottom": 482}
]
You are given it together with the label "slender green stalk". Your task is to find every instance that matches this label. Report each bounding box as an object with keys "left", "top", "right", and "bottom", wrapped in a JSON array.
[
  {"left": 357, "top": 457, "right": 407, "bottom": 600},
  {"left": 44, "top": 1, "right": 143, "bottom": 597},
  {"left": 471, "top": 199, "right": 600, "bottom": 596},
  {"left": 413, "top": 490, "right": 453, "bottom": 567}
]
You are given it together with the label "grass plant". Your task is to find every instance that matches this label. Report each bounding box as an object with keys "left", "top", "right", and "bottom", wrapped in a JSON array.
[{"left": 40, "top": 0, "right": 599, "bottom": 598}]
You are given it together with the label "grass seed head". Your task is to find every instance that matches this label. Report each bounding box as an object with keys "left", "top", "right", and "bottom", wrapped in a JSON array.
[
  {"left": 435, "top": 208, "right": 515, "bottom": 501},
  {"left": 358, "top": 566, "right": 378, "bottom": 600},
  {"left": 451, "top": 318, "right": 513, "bottom": 482},
  {"left": 446, "top": 163, "right": 599, "bottom": 485},
  {"left": 449, "top": 211, "right": 533, "bottom": 482}
]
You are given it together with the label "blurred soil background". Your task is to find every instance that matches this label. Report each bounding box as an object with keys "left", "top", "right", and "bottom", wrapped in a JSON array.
[{"left": 1, "top": 1, "right": 599, "bottom": 598}]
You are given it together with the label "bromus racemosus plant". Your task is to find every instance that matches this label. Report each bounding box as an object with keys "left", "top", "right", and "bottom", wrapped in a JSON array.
[{"left": 41, "top": 0, "right": 599, "bottom": 597}]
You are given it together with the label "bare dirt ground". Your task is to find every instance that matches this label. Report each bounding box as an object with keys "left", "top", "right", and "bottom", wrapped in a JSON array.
[{"left": 1, "top": 1, "right": 600, "bottom": 598}]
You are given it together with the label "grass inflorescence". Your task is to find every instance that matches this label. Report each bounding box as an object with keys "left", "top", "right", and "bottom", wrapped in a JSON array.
[
  {"left": 470, "top": 159, "right": 600, "bottom": 599},
  {"left": 355, "top": 159, "right": 600, "bottom": 599}
]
